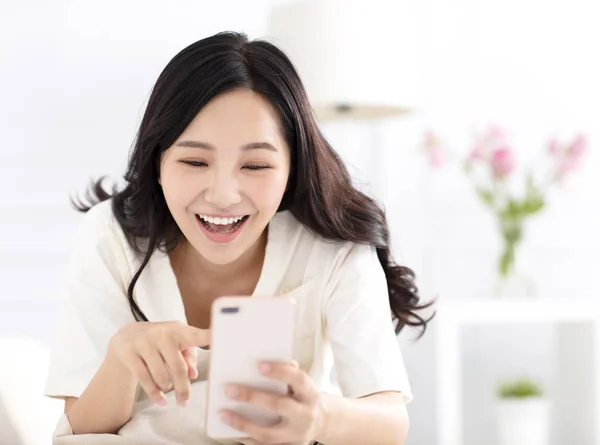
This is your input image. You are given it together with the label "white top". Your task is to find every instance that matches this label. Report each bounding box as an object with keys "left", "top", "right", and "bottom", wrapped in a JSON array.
[{"left": 45, "top": 199, "right": 412, "bottom": 443}]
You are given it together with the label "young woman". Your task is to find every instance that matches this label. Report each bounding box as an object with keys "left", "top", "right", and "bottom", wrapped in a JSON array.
[{"left": 45, "top": 31, "right": 432, "bottom": 445}]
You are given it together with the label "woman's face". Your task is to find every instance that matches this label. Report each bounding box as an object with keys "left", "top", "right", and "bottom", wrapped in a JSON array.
[{"left": 159, "top": 89, "right": 291, "bottom": 265}]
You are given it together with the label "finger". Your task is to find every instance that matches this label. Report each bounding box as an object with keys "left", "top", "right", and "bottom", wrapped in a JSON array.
[
  {"left": 225, "top": 384, "right": 298, "bottom": 418},
  {"left": 161, "top": 346, "right": 192, "bottom": 406},
  {"left": 259, "top": 362, "right": 316, "bottom": 403},
  {"left": 181, "top": 348, "right": 198, "bottom": 380},
  {"left": 238, "top": 440, "right": 265, "bottom": 445},
  {"left": 122, "top": 354, "right": 167, "bottom": 405},
  {"left": 139, "top": 348, "right": 172, "bottom": 392},
  {"left": 220, "top": 410, "right": 283, "bottom": 444},
  {"left": 180, "top": 325, "right": 210, "bottom": 349}
]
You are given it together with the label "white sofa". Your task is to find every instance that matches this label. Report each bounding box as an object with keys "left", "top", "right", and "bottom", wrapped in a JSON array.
[{"left": 0, "top": 336, "right": 63, "bottom": 445}]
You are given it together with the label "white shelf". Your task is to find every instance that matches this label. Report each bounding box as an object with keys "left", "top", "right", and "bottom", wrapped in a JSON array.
[
  {"left": 434, "top": 298, "right": 600, "bottom": 445},
  {"left": 436, "top": 298, "right": 600, "bottom": 324}
]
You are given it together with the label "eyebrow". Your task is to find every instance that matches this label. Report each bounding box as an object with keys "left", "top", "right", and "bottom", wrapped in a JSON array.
[{"left": 175, "top": 140, "right": 278, "bottom": 152}]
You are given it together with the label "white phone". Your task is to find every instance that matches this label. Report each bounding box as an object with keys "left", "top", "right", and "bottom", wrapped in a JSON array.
[{"left": 205, "top": 296, "right": 296, "bottom": 440}]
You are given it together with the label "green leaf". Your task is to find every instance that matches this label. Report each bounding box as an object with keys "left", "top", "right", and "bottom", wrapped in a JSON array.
[
  {"left": 523, "top": 196, "right": 545, "bottom": 214},
  {"left": 476, "top": 188, "right": 495, "bottom": 206},
  {"left": 523, "top": 172, "right": 546, "bottom": 214},
  {"left": 498, "top": 378, "right": 544, "bottom": 398},
  {"left": 500, "top": 200, "right": 524, "bottom": 220},
  {"left": 508, "top": 200, "right": 521, "bottom": 218}
]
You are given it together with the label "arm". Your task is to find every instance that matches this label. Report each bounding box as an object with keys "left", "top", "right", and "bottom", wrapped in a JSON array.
[
  {"left": 62, "top": 320, "right": 209, "bottom": 435},
  {"left": 46, "top": 205, "right": 205, "bottom": 435},
  {"left": 224, "top": 364, "right": 408, "bottom": 445},
  {"left": 63, "top": 355, "right": 138, "bottom": 435},
  {"left": 319, "top": 243, "right": 413, "bottom": 444},
  {"left": 315, "top": 391, "right": 409, "bottom": 445},
  {"left": 223, "top": 244, "right": 414, "bottom": 444},
  {"left": 45, "top": 205, "right": 140, "bottom": 435}
]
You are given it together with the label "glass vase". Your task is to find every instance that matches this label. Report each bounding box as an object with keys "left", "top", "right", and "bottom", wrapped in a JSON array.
[{"left": 494, "top": 228, "right": 537, "bottom": 299}]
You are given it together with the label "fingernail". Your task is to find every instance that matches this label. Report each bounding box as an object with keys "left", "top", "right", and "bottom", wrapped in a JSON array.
[
  {"left": 225, "top": 384, "right": 239, "bottom": 398},
  {"left": 291, "top": 360, "right": 299, "bottom": 368},
  {"left": 157, "top": 397, "right": 167, "bottom": 407},
  {"left": 178, "top": 399, "right": 188, "bottom": 408},
  {"left": 258, "top": 363, "right": 271, "bottom": 374},
  {"left": 220, "top": 412, "right": 232, "bottom": 424}
]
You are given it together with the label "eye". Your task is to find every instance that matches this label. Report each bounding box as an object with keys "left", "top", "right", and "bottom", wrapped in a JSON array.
[
  {"left": 181, "top": 160, "right": 207, "bottom": 167},
  {"left": 244, "top": 164, "right": 269, "bottom": 170}
]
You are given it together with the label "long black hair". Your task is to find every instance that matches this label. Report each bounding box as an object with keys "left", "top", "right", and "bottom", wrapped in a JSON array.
[{"left": 74, "top": 32, "right": 434, "bottom": 337}]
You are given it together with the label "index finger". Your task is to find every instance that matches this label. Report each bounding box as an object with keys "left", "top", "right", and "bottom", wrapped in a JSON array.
[{"left": 180, "top": 326, "right": 211, "bottom": 348}]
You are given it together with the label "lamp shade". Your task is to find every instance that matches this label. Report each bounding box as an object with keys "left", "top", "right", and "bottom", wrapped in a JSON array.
[{"left": 267, "top": 0, "right": 418, "bottom": 120}]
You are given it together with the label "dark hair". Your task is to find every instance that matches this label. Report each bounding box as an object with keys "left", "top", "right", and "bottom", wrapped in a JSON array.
[{"left": 73, "top": 32, "right": 434, "bottom": 337}]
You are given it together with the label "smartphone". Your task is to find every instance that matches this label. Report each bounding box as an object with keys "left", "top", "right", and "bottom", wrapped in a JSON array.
[{"left": 205, "top": 296, "right": 296, "bottom": 440}]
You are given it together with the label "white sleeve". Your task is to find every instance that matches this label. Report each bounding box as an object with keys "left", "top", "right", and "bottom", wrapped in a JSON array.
[
  {"left": 44, "top": 204, "right": 136, "bottom": 399},
  {"left": 324, "top": 243, "right": 413, "bottom": 403}
]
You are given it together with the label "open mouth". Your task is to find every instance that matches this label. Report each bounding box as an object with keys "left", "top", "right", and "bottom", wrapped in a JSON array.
[{"left": 195, "top": 214, "right": 249, "bottom": 234}]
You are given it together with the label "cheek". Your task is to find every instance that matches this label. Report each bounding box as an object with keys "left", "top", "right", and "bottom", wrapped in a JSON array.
[
  {"left": 249, "top": 171, "right": 289, "bottom": 206},
  {"left": 161, "top": 168, "right": 198, "bottom": 210}
]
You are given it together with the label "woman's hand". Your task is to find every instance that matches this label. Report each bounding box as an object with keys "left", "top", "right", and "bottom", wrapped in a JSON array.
[
  {"left": 222, "top": 361, "right": 325, "bottom": 445},
  {"left": 107, "top": 321, "right": 210, "bottom": 407}
]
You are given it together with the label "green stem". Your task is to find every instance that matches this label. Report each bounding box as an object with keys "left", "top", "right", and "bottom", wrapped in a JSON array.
[
  {"left": 498, "top": 218, "right": 522, "bottom": 278},
  {"left": 499, "top": 240, "right": 516, "bottom": 277}
]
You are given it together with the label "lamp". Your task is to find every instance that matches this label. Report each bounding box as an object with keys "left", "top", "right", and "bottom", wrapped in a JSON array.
[{"left": 267, "top": 0, "right": 418, "bottom": 121}]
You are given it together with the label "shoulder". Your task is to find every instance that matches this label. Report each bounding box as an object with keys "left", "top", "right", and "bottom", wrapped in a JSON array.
[
  {"left": 75, "top": 198, "right": 117, "bottom": 238},
  {"left": 69, "top": 198, "right": 130, "bottom": 269},
  {"left": 271, "top": 211, "right": 380, "bottom": 282}
]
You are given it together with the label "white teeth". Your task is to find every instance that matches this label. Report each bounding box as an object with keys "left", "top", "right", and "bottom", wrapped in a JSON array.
[{"left": 198, "top": 215, "right": 246, "bottom": 225}]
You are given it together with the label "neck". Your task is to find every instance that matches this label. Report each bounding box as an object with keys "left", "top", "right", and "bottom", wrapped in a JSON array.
[{"left": 173, "top": 230, "right": 267, "bottom": 285}]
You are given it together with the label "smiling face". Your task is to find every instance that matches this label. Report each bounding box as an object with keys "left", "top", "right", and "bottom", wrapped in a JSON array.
[{"left": 159, "top": 89, "right": 291, "bottom": 266}]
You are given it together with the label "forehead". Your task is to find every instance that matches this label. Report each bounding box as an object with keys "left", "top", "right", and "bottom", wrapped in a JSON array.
[{"left": 182, "top": 89, "right": 284, "bottom": 143}]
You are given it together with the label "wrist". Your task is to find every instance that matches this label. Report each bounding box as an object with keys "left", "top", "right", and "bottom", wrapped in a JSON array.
[
  {"left": 313, "top": 392, "right": 338, "bottom": 444},
  {"left": 104, "top": 349, "right": 135, "bottom": 381}
]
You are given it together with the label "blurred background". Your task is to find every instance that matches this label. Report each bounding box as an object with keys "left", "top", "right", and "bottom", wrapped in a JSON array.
[{"left": 1, "top": 0, "right": 599, "bottom": 444}]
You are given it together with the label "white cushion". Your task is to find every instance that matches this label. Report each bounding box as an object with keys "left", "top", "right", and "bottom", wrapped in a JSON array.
[{"left": 0, "top": 336, "right": 63, "bottom": 445}]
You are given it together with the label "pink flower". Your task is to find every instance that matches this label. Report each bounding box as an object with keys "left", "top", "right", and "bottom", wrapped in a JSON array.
[
  {"left": 423, "top": 131, "right": 440, "bottom": 152},
  {"left": 556, "top": 157, "right": 580, "bottom": 181},
  {"left": 468, "top": 125, "right": 506, "bottom": 164},
  {"left": 468, "top": 144, "right": 486, "bottom": 162},
  {"left": 422, "top": 130, "right": 444, "bottom": 168},
  {"left": 485, "top": 125, "right": 507, "bottom": 147},
  {"left": 568, "top": 134, "right": 588, "bottom": 159},
  {"left": 428, "top": 148, "right": 444, "bottom": 167},
  {"left": 548, "top": 137, "right": 561, "bottom": 155},
  {"left": 490, "top": 147, "right": 515, "bottom": 179}
]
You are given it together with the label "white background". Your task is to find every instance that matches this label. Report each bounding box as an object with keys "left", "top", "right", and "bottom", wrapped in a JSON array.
[{"left": 1, "top": 1, "right": 599, "bottom": 444}]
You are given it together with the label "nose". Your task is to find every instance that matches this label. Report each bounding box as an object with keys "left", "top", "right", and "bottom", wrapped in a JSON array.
[{"left": 204, "top": 167, "right": 242, "bottom": 209}]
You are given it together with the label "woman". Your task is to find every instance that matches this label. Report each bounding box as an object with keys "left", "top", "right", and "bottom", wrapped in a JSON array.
[{"left": 45, "top": 31, "right": 432, "bottom": 445}]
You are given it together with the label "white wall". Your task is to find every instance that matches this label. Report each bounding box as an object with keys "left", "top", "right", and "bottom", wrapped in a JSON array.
[
  {"left": 0, "top": 0, "right": 270, "bottom": 336},
  {"left": 389, "top": 1, "right": 600, "bottom": 444},
  {"left": 322, "top": 0, "right": 600, "bottom": 443},
  {"left": 1, "top": 1, "right": 599, "bottom": 444}
]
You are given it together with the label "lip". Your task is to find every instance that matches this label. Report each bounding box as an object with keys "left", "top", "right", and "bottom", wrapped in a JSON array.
[
  {"left": 196, "top": 213, "right": 247, "bottom": 219},
  {"left": 195, "top": 214, "right": 249, "bottom": 244}
]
